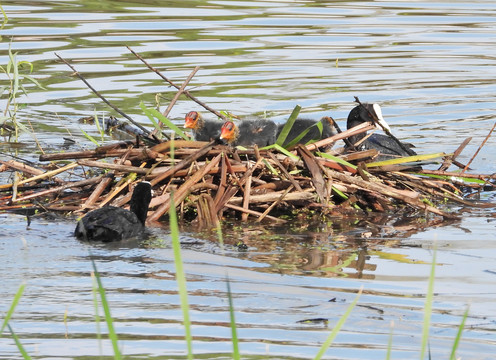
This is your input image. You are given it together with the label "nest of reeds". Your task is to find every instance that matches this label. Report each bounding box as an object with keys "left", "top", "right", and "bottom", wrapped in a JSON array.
[{"left": 1, "top": 49, "right": 495, "bottom": 227}]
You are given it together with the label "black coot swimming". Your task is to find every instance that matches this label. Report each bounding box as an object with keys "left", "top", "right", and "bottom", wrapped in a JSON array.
[
  {"left": 276, "top": 116, "right": 336, "bottom": 147},
  {"left": 184, "top": 111, "right": 223, "bottom": 142},
  {"left": 347, "top": 103, "right": 417, "bottom": 161},
  {"left": 220, "top": 119, "right": 278, "bottom": 147},
  {"left": 74, "top": 182, "right": 152, "bottom": 242}
]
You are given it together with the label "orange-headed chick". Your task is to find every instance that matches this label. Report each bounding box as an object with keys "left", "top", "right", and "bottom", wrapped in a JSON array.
[
  {"left": 184, "top": 111, "right": 223, "bottom": 141},
  {"left": 220, "top": 119, "right": 277, "bottom": 147}
]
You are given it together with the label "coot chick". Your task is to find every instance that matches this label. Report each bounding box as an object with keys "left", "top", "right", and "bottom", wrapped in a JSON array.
[
  {"left": 184, "top": 111, "right": 223, "bottom": 142},
  {"left": 276, "top": 116, "right": 336, "bottom": 147},
  {"left": 74, "top": 182, "right": 152, "bottom": 242},
  {"left": 347, "top": 103, "right": 417, "bottom": 161},
  {"left": 220, "top": 119, "right": 278, "bottom": 147}
]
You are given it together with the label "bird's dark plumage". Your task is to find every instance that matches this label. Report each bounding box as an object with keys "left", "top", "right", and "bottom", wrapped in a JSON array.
[
  {"left": 347, "top": 103, "right": 416, "bottom": 161},
  {"left": 74, "top": 182, "right": 152, "bottom": 242},
  {"left": 277, "top": 117, "right": 336, "bottom": 147},
  {"left": 220, "top": 119, "right": 278, "bottom": 147}
]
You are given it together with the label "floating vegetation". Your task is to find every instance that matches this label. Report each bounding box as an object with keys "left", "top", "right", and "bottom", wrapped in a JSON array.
[{"left": 1, "top": 49, "right": 495, "bottom": 228}]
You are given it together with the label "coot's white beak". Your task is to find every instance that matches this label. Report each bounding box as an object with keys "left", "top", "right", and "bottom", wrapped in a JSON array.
[{"left": 372, "top": 103, "right": 391, "bottom": 132}]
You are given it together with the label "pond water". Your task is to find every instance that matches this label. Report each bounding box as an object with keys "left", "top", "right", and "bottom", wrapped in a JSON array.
[{"left": 1, "top": 0, "right": 496, "bottom": 359}]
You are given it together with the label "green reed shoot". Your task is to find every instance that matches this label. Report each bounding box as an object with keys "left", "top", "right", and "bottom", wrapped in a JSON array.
[
  {"left": 140, "top": 102, "right": 189, "bottom": 140},
  {"left": 314, "top": 286, "right": 363, "bottom": 360},
  {"left": 80, "top": 111, "right": 107, "bottom": 146},
  {"left": 275, "top": 105, "right": 301, "bottom": 147},
  {"left": 226, "top": 276, "right": 240, "bottom": 360},
  {"left": 420, "top": 248, "right": 436, "bottom": 360},
  {"left": 0, "top": 45, "right": 44, "bottom": 140},
  {"left": 0, "top": 3, "right": 7, "bottom": 32},
  {"left": 386, "top": 320, "right": 394, "bottom": 360},
  {"left": 90, "top": 258, "right": 122, "bottom": 360},
  {"left": 450, "top": 306, "right": 469, "bottom": 360},
  {"left": 7, "top": 324, "right": 31, "bottom": 360},
  {"left": 169, "top": 192, "right": 193, "bottom": 359},
  {"left": 0, "top": 282, "right": 25, "bottom": 337},
  {"left": 91, "top": 271, "right": 104, "bottom": 355},
  {"left": 1, "top": 283, "right": 30, "bottom": 358}
]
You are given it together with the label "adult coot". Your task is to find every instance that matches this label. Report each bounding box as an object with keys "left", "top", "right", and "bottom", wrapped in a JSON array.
[
  {"left": 184, "top": 111, "right": 223, "bottom": 142},
  {"left": 347, "top": 103, "right": 416, "bottom": 161},
  {"left": 276, "top": 116, "right": 336, "bottom": 147},
  {"left": 74, "top": 182, "right": 152, "bottom": 242},
  {"left": 220, "top": 119, "right": 278, "bottom": 147}
]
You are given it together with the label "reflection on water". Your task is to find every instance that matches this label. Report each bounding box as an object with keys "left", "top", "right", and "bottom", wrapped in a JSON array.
[{"left": 1, "top": 0, "right": 496, "bottom": 359}]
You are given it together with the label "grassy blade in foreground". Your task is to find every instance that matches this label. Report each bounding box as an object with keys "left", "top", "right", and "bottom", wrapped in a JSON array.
[
  {"left": 169, "top": 193, "right": 193, "bottom": 359},
  {"left": 420, "top": 248, "right": 436, "bottom": 360},
  {"left": 416, "top": 172, "right": 485, "bottom": 184},
  {"left": 91, "top": 272, "right": 104, "bottom": 356},
  {"left": 365, "top": 152, "right": 447, "bottom": 168},
  {"left": 316, "top": 152, "right": 357, "bottom": 171},
  {"left": 386, "top": 320, "right": 394, "bottom": 360},
  {"left": 90, "top": 259, "right": 122, "bottom": 360},
  {"left": 275, "top": 105, "right": 301, "bottom": 147},
  {"left": 226, "top": 276, "right": 240, "bottom": 360},
  {"left": 0, "top": 282, "right": 25, "bottom": 336},
  {"left": 284, "top": 121, "right": 324, "bottom": 149},
  {"left": 7, "top": 323, "right": 31, "bottom": 360},
  {"left": 261, "top": 143, "right": 299, "bottom": 160},
  {"left": 449, "top": 306, "right": 469, "bottom": 360},
  {"left": 80, "top": 127, "right": 100, "bottom": 146},
  {"left": 314, "top": 286, "right": 363, "bottom": 360},
  {"left": 140, "top": 102, "right": 189, "bottom": 140}
]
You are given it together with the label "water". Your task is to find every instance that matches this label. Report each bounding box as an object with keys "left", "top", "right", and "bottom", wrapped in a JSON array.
[{"left": 1, "top": 1, "right": 496, "bottom": 359}]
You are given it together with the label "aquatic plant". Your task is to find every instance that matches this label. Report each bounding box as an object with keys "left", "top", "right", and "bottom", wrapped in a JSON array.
[{"left": 0, "top": 45, "right": 44, "bottom": 140}]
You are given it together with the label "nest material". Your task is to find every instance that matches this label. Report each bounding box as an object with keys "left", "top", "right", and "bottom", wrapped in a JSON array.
[{"left": 1, "top": 133, "right": 495, "bottom": 228}]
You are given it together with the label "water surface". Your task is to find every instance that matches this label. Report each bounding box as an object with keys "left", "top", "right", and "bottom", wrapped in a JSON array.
[{"left": 1, "top": 1, "right": 496, "bottom": 359}]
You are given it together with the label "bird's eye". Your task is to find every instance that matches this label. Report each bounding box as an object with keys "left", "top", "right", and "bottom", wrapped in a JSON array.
[
  {"left": 222, "top": 122, "right": 234, "bottom": 131},
  {"left": 187, "top": 111, "right": 198, "bottom": 121}
]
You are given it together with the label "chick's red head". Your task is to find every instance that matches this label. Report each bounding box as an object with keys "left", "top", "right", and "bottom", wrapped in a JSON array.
[
  {"left": 184, "top": 111, "right": 200, "bottom": 129},
  {"left": 220, "top": 121, "right": 237, "bottom": 143}
]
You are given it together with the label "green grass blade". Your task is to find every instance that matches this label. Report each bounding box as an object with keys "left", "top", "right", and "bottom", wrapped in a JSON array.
[
  {"left": 314, "top": 286, "right": 363, "bottom": 360},
  {"left": 261, "top": 143, "right": 299, "bottom": 160},
  {"left": 450, "top": 306, "right": 469, "bottom": 360},
  {"left": 226, "top": 276, "right": 240, "bottom": 360},
  {"left": 216, "top": 222, "right": 224, "bottom": 252},
  {"left": 93, "top": 110, "right": 105, "bottom": 142},
  {"left": 275, "top": 105, "right": 301, "bottom": 147},
  {"left": 0, "top": 3, "right": 8, "bottom": 30},
  {"left": 366, "top": 152, "right": 447, "bottom": 168},
  {"left": 284, "top": 120, "right": 324, "bottom": 149},
  {"left": 7, "top": 323, "right": 31, "bottom": 360},
  {"left": 91, "top": 272, "right": 103, "bottom": 356},
  {"left": 80, "top": 127, "right": 100, "bottom": 146},
  {"left": 140, "top": 101, "right": 162, "bottom": 137},
  {"left": 140, "top": 102, "right": 189, "bottom": 140},
  {"left": 169, "top": 193, "right": 193, "bottom": 359},
  {"left": 420, "top": 248, "right": 436, "bottom": 360},
  {"left": 386, "top": 321, "right": 394, "bottom": 360},
  {"left": 331, "top": 185, "right": 348, "bottom": 200},
  {"left": 262, "top": 158, "right": 279, "bottom": 175},
  {"left": 0, "top": 282, "right": 26, "bottom": 337},
  {"left": 10, "top": 49, "right": 20, "bottom": 97},
  {"left": 316, "top": 152, "right": 358, "bottom": 170},
  {"left": 90, "top": 259, "right": 121, "bottom": 360},
  {"left": 416, "top": 172, "right": 485, "bottom": 184}
]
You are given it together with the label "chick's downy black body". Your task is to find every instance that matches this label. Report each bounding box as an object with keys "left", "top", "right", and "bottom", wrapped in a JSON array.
[
  {"left": 277, "top": 117, "right": 336, "bottom": 146},
  {"left": 221, "top": 119, "right": 278, "bottom": 147},
  {"left": 74, "top": 182, "right": 152, "bottom": 242}
]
